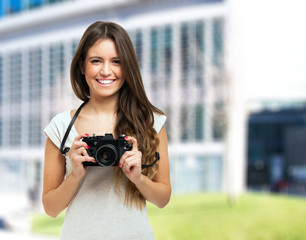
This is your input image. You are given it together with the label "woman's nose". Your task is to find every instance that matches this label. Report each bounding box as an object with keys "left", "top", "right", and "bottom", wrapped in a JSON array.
[{"left": 100, "top": 63, "right": 111, "bottom": 76}]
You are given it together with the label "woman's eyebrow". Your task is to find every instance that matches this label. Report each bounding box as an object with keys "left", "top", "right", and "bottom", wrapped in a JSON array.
[
  {"left": 88, "top": 56, "right": 120, "bottom": 59},
  {"left": 89, "top": 56, "right": 102, "bottom": 59}
]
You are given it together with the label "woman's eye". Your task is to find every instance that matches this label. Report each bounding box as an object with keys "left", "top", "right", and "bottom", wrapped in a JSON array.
[
  {"left": 91, "top": 59, "right": 101, "bottom": 64},
  {"left": 113, "top": 59, "right": 121, "bottom": 65}
]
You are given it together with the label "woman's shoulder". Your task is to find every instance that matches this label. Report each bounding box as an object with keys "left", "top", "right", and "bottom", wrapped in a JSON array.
[
  {"left": 44, "top": 110, "right": 72, "bottom": 149},
  {"left": 153, "top": 112, "right": 167, "bottom": 133},
  {"left": 49, "top": 110, "right": 71, "bottom": 125}
]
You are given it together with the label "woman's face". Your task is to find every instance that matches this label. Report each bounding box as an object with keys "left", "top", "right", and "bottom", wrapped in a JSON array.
[{"left": 81, "top": 39, "right": 125, "bottom": 100}]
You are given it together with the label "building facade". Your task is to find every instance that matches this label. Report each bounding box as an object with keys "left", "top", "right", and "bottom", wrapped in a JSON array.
[
  {"left": 0, "top": 0, "right": 228, "bottom": 208},
  {"left": 0, "top": 0, "right": 71, "bottom": 17},
  {"left": 247, "top": 102, "right": 306, "bottom": 195}
]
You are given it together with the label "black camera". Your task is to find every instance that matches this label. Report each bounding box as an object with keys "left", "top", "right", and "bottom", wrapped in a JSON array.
[{"left": 82, "top": 134, "right": 132, "bottom": 167}]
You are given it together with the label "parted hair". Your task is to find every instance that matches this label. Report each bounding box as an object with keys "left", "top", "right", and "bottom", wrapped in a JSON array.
[{"left": 70, "top": 21, "right": 164, "bottom": 208}]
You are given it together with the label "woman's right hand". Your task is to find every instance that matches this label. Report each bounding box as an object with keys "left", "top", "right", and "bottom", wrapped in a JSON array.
[
  {"left": 68, "top": 134, "right": 96, "bottom": 179},
  {"left": 43, "top": 135, "right": 96, "bottom": 218}
]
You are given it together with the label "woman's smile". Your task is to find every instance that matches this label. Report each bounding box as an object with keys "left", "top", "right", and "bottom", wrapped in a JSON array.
[
  {"left": 96, "top": 78, "right": 116, "bottom": 86},
  {"left": 81, "top": 39, "right": 125, "bottom": 99}
]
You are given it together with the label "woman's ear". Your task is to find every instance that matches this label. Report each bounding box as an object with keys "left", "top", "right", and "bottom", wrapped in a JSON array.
[{"left": 79, "top": 58, "right": 85, "bottom": 74}]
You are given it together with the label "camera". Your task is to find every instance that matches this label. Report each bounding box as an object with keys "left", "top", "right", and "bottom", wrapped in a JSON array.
[{"left": 82, "top": 134, "right": 132, "bottom": 167}]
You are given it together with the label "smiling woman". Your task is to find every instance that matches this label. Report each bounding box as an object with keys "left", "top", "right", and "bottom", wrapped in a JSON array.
[
  {"left": 80, "top": 39, "right": 125, "bottom": 99},
  {"left": 42, "top": 21, "right": 171, "bottom": 240}
]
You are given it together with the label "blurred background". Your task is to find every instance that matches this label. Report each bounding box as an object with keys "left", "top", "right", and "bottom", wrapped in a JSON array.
[{"left": 0, "top": 0, "right": 306, "bottom": 239}]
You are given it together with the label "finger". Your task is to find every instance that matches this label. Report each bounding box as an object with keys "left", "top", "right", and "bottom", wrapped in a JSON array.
[
  {"left": 74, "top": 134, "right": 88, "bottom": 142},
  {"left": 76, "top": 147, "right": 97, "bottom": 164},
  {"left": 119, "top": 149, "right": 142, "bottom": 168},
  {"left": 73, "top": 139, "right": 89, "bottom": 150},
  {"left": 120, "top": 150, "right": 135, "bottom": 161},
  {"left": 119, "top": 149, "right": 131, "bottom": 167},
  {"left": 122, "top": 156, "right": 141, "bottom": 173},
  {"left": 124, "top": 136, "right": 138, "bottom": 151},
  {"left": 73, "top": 134, "right": 90, "bottom": 145},
  {"left": 83, "top": 156, "right": 96, "bottom": 163},
  {"left": 79, "top": 147, "right": 89, "bottom": 157},
  {"left": 73, "top": 155, "right": 87, "bottom": 165},
  {"left": 119, "top": 151, "right": 136, "bottom": 168},
  {"left": 73, "top": 155, "right": 96, "bottom": 165}
]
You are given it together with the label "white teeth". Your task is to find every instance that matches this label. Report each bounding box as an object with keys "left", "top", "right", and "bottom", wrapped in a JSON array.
[{"left": 98, "top": 79, "right": 114, "bottom": 84}]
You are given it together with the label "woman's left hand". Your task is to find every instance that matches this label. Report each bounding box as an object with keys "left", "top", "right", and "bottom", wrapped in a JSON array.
[{"left": 119, "top": 136, "right": 143, "bottom": 184}]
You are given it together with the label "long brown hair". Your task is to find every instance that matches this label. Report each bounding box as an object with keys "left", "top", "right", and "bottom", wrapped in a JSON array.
[{"left": 71, "top": 21, "right": 164, "bottom": 208}]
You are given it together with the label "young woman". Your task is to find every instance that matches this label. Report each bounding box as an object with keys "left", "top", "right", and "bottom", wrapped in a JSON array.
[{"left": 43, "top": 21, "right": 171, "bottom": 239}]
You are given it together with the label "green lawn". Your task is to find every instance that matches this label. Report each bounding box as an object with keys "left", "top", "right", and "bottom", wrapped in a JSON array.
[{"left": 32, "top": 193, "right": 306, "bottom": 240}]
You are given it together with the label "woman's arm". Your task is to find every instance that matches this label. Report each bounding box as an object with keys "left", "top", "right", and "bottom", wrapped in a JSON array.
[
  {"left": 42, "top": 136, "right": 96, "bottom": 218},
  {"left": 120, "top": 126, "right": 171, "bottom": 208}
]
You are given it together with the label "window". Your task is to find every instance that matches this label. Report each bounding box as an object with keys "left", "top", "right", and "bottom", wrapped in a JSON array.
[
  {"left": 180, "top": 105, "right": 188, "bottom": 141},
  {"left": 212, "top": 101, "right": 225, "bottom": 140},
  {"left": 177, "top": 156, "right": 205, "bottom": 192},
  {"left": 47, "top": 0, "right": 64, "bottom": 4},
  {"left": 72, "top": 40, "right": 78, "bottom": 56},
  {"left": 180, "top": 23, "right": 188, "bottom": 85},
  {"left": 135, "top": 30, "right": 143, "bottom": 70},
  {"left": 49, "top": 43, "right": 64, "bottom": 86},
  {"left": 0, "top": 118, "right": 2, "bottom": 147},
  {"left": 0, "top": 55, "right": 2, "bottom": 106},
  {"left": 180, "top": 104, "right": 197, "bottom": 142},
  {"left": 0, "top": 55, "right": 2, "bottom": 147},
  {"left": 9, "top": 117, "right": 21, "bottom": 147},
  {"left": 195, "top": 104, "right": 205, "bottom": 141},
  {"left": 196, "top": 21, "right": 205, "bottom": 85},
  {"left": 9, "top": 0, "right": 22, "bottom": 14},
  {"left": 28, "top": 113, "right": 41, "bottom": 147},
  {"left": 213, "top": 18, "right": 224, "bottom": 68},
  {"left": 0, "top": 1, "right": 3, "bottom": 17},
  {"left": 29, "top": 48, "right": 42, "bottom": 103},
  {"left": 164, "top": 25, "right": 172, "bottom": 81},
  {"left": 180, "top": 21, "right": 206, "bottom": 87},
  {"left": 29, "top": 0, "right": 43, "bottom": 9},
  {"left": 49, "top": 43, "right": 65, "bottom": 116},
  {"left": 9, "top": 52, "right": 22, "bottom": 106},
  {"left": 150, "top": 28, "right": 158, "bottom": 75}
]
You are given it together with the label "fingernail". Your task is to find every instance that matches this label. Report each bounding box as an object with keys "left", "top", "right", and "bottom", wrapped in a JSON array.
[
  {"left": 118, "top": 163, "right": 122, "bottom": 167},
  {"left": 85, "top": 133, "right": 89, "bottom": 136},
  {"left": 124, "top": 137, "right": 128, "bottom": 140},
  {"left": 86, "top": 145, "right": 89, "bottom": 149}
]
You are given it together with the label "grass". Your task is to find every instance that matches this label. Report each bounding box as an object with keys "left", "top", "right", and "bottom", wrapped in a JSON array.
[{"left": 32, "top": 193, "right": 306, "bottom": 240}]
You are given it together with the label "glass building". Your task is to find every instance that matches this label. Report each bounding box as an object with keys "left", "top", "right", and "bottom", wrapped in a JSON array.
[
  {"left": 0, "top": 0, "right": 227, "bottom": 208},
  {"left": 0, "top": 0, "right": 72, "bottom": 18},
  {"left": 247, "top": 104, "right": 306, "bottom": 195}
]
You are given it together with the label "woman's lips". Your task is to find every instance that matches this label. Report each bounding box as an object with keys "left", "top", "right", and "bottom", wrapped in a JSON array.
[{"left": 96, "top": 79, "right": 115, "bottom": 85}]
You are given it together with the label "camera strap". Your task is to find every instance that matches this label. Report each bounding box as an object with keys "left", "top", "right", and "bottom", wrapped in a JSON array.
[
  {"left": 59, "top": 101, "right": 160, "bottom": 168},
  {"left": 142, "top": 152, "right": 160, "bottom": 169},
  {"left": 60, "top": 100, "right": 88, "bottom": 154}
]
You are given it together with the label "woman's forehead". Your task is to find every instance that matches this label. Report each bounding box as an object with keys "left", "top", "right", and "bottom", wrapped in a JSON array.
[{"left": 87, "top": 39, "right": 119, "bottom": 56}]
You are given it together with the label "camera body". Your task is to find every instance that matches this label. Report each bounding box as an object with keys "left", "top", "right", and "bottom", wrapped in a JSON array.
[{"left": 82, "top": 134, "right": 132, "bottom": 167}]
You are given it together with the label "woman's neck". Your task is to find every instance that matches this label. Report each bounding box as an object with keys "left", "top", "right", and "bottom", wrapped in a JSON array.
[
  {"left": 72, "top": 95, "right": 118, "bottom": 136},
  {"left": 86, "top": 94, "right": 118, "bottom": 116}
]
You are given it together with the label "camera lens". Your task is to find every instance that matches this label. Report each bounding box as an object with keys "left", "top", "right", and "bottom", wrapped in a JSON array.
[
  {"left": 96, "top": 144, "right": 118, "bottom": 166},
  {"left": 102, "top": 151, "right": 112, "bottom": 161}
]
